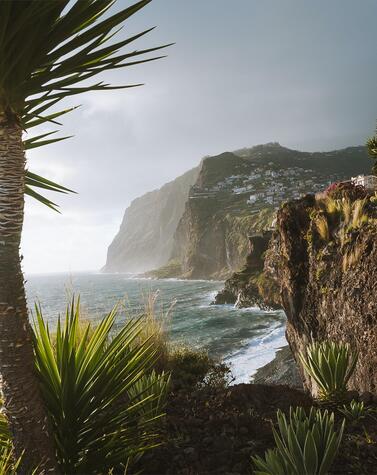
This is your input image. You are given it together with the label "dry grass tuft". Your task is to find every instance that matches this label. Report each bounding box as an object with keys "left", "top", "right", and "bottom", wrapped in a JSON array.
[
  {"left": 315, "top": 215, "right": 330, "bottom": 241},
  {"left": 134, "top": 291, "right": 175, "bottom": 369},
  {"left": 342, "top": 245, "right": 362, "bottom": 272},
  {"left": 350, "top": 199, "right": 368, "bottom": 230}
]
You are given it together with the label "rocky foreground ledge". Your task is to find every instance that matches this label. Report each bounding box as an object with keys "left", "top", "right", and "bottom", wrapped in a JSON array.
[
  {"left": 215, "top": 189, "right": 377, "bottom": 397},
  {"left": 252, "top": 345, "right": 302, "bottom": 388}
]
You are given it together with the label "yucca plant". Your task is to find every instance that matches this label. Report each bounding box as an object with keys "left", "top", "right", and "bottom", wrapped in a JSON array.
[
  {"left": 33, "top": 298, "right": 169, "bottom": 474},
  {"left": 252, "top": 407, "right": 345, "bottom": 475},
  {"left": 0, "top": 1, "right": 169, "bottom": 468},
  {"left": 299, "top": 341, "right": 358, "bottom": 403},
  {"left": 339, "top": 400, "right": 373, "bottom": 424},
  {"left": 127, "top": 370, "right": 171, "bottom": 422}
]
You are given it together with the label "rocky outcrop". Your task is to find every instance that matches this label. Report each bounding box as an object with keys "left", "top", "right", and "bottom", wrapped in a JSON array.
[
  {"left": 252, "top": 346, "right": 302, "bottom": 389},
  {"left": 103, "top": 167, "right": 199, "bottom": 273},
  {"left": 170, "top": 144, "right": 372, "bottom": 280},
  {"left": 170, "top": 153, "right": 276, "bottom": 280},
  {"left": 268, "top": 192, "right": 377, "bottom": 396},
  {"left": 213, "top": 231, "right": 280, "bottom": 309}
]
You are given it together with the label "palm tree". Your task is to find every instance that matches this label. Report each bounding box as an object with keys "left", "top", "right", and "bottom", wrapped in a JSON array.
[
  {"left": 367, "top": 127, "right": 377, "bottom": 175},
  {"left": 0, "top": 0, "right": 168, "bottom": 470}
]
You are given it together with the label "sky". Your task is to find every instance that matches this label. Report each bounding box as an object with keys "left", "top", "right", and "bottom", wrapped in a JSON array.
[{"left": 23, "top": 0, "right": 377, "bottom": 274}]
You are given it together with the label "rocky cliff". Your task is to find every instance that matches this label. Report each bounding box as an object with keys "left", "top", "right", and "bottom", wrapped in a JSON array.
[
  {"left": 253, "top": 346, "right": 302, "bottom": 389},
  {"left": 105, "top": 143, "right": 372, "bottom": 278},
  {"left": 213, "top": 231, "right": 280, "bottom": 308},
  {"left": 173, "top": 143, "right": 371, "bottom": 280},
  {"left": 103, "top": 167, "right": 199, "bottom": 273},
  {"left": 267, "top": 190, "right": 377, "bottom": 396}
]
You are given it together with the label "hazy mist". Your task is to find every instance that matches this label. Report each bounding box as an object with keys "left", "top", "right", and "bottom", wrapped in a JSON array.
[{"left": 23, "top": 0, "right": 377, "bottom": 273}]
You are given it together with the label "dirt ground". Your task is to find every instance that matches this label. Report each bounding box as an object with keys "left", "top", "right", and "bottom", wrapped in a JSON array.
[{"left": 137, "top": 383, "right": 377, "bottom": 475}]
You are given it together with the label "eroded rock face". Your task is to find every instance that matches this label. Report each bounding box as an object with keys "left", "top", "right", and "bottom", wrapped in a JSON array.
[
  {"left": 213, "top": 231, "right": 280, "bottom": 309},
  {"left": 268, "top": 195, "right": 377, "bottom": 395}
]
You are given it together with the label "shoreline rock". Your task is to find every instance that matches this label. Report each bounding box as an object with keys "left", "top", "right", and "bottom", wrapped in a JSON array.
[
  {"left": 252, "top": 345, "right": 302, "bottom": 389},
  {"left": 213, "top": 231, "right": 280, "bottom": 309}
]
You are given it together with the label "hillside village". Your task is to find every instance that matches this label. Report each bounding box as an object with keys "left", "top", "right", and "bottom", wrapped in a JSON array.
[
  {"left": 188, "top": 143, "right": 376, "bottom": 214},
  {"left": 189, "top": 163, "right": 339, "bottom": 211},
  {"left": 105, "top": 143, "right": 373, "bottom": 277}
]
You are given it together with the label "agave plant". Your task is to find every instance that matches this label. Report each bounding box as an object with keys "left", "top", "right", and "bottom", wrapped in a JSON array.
[
  {"left": 252, "top": 407, "right": 345, "bottom": 475},
  {"left": 339, "top": 400, "right": 373, "bottom": 423},
  {"left": 127, "top": 370, "right": 171, "bottom": 422},
  {"left": 299, "top": 341, "right": 358, "bottom": 403},
  {"left": 33, "top": 298, "right": 169, "bottom": 474}
]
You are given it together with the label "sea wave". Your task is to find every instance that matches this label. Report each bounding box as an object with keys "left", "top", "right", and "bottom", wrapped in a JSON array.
[
  {"left": 26, "top": 272, "right": 287, "bottom": 385},
  {"left": 225, "top": 324, "right": 287, "bottom": 384}
]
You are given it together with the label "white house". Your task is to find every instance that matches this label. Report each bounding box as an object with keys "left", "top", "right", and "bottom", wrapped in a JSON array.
[
  {"left": 233, "top": 186, "right": 248, "bottom": 194},
  {"left": 351, "top": 175, "right": 377, "bottom": 191},
  {"left": 247, "top": 194, "right": 257, "bottom": 204}
]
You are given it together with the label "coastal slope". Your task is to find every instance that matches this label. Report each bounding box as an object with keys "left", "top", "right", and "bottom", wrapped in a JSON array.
[
  {"left": 170, "top": 143, "right": 372, "bottom": 279},
  {"left": 104, "top": 143, "right": 372, "bottom": 278}
]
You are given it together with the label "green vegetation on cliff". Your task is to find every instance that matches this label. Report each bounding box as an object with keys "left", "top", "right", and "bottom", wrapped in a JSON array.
[
  {"left": 171, "top": 144, "right": 372, "bottom": 279},
  {"left": 144, "top": 260, "right": 182, "bottom": 279},
  {"left": 105, "top": 143, "right": 372, "bottom": 279}
]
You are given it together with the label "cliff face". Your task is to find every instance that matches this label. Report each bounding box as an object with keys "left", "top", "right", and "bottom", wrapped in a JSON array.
[
  {"left": 213, "top": 232, "right": 280, "bottom": 308},
  {"left": 105, "top": 143, "right": 372, "bottom": 278},
  {"left": 170, "top": 186, "right": 273, "bottom": 280},
  {"left": 172, "top": 144, "right": 371, "bottom": 280},
  {"left": 103, "top": 167, "right": 199, "bottom": 273},
  {"left": 168, "top": 152, "right": 274, "bottom": 279},
  {"left": 268, "top": 192, "right": 377, "bottom": 395}
]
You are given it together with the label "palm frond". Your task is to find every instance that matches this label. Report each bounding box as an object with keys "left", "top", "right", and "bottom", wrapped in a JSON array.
[
  {"left": 25, "top": 171, "right": 76, "bottom": 212},
  {"left": 0, "top": 0, "right": 171, "bottom": 210},
  {"left": 367, "top": 128, "right": 377, "bottom": 175},
  {"left": 0, "top": 0, "right": 171, "bottom": 118}
]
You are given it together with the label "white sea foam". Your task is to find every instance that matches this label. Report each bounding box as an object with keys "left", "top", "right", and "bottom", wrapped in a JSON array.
[
  {"left": 26, "top": 272, "right": 288, "bottom": 386},
  {"left": 225, "top": 324, "right": 287, "bottom": 384},
  {"left": 162, "top": 277, "right": 224, "bottom": 283}
]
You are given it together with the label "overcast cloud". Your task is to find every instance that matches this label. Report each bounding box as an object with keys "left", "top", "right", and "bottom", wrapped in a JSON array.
[{"left": 22, "top": 0, "right": 377, "bottom": 274}]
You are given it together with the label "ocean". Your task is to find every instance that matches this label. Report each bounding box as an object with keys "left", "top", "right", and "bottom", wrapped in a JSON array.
[{"left": 25, "top": 272, "right": 287, "bottom": 384}]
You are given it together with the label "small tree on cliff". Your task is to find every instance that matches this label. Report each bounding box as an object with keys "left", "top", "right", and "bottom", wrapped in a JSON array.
[
  {"left": 367, "top": 126, "right": 377, "bottom": 175},
  {"left": 0, "top": 0, "right": 168, "bottom": 470}
]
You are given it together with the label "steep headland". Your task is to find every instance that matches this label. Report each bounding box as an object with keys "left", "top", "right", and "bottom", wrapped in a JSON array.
[
  {"left": 104, "top": 143, "right": 372, "bottom": 278},
  {"left": 213, "top": 231, "right": 280, "bottom": 308},
  {"left": 103, "top": 167, "right": 199, "bottom": 273},
  {"left": 157, "top": 144, "right": 373, "bottom": 279}
]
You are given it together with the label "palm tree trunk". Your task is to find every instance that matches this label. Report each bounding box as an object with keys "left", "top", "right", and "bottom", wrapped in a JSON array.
[{"left": 0, "top": 112, "right": 59, "bottom": 472}]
